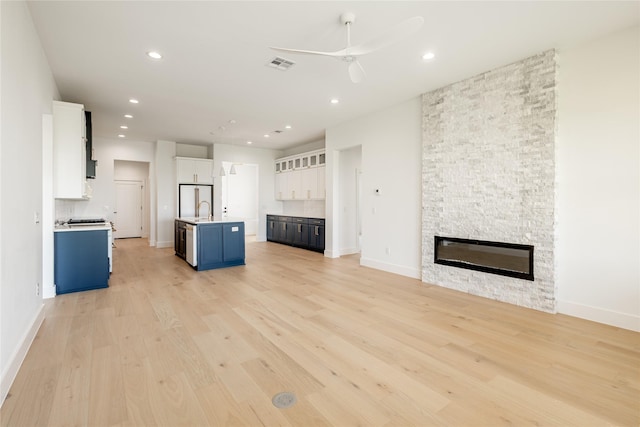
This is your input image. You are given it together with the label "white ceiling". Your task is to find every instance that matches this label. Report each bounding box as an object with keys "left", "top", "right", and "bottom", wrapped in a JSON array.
[{"left": 27, "top": 1, "right": 639, "bottom": 150}]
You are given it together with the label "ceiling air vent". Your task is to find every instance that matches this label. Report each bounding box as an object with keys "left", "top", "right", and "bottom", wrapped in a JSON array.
[
  {"left": 267, "top": 57, "right": 295, "bottom": 71},
  {"left": 273, "top": 130, "right": 284, "bottom": 133}
]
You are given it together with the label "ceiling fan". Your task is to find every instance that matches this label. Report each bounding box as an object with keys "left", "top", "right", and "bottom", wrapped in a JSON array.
[{"left": 270, "top": 13, "right": 424, "bottom": 83}]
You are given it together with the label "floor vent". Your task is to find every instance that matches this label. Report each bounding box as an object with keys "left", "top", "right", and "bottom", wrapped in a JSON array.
[
  {"left": 267, "top": 57, "right": 295, "bottom": 71},
  {"left": 272, "top": 391, "right": 297, "bottom": 408}
]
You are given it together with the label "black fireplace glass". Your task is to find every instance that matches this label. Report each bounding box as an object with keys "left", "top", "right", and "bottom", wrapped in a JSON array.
[{"left": 434, "top": 236, "right": 534, "bottom": 281}]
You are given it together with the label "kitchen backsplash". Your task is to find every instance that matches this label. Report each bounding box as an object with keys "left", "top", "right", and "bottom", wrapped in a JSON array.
[
  {"left": 55, "top": 199, "right": 107, "bottom": 223},
  {"left": 281, "top": 200, "right": 325, "bottom": 218}
]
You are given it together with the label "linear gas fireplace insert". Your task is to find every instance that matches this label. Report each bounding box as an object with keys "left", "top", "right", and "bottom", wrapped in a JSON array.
[{"left": 434, "top": 236, "right": 534, "bottom": 281}]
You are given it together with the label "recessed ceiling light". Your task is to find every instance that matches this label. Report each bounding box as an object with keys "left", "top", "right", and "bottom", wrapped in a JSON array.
[
  {"left": 228, "top": 119, "right": 237, "bottom": 124},
  {"left": 120, "top": 125, "right": 128, "bottom": 129},
  {"left": 129, "top": 98, "right": 139, "bottom": 104},
  {"left": 330, "top": 98, "right": 339, "bottom": 104},
  {"left": 422, "top": 52, "right": 435, "bottom": 60},
  {"left": 147, "top": 51, "right": 162, "bottom": 60},
  {"left": 285, "top": 125, "right": 292, "bottom": 129},
  {"left": 118, "top": 134, "right": 125, "bottom": 138},
  {"left": 247, "top": 141, "right": 253, "bottom": 145},
  {"left": 124, "top": 114, "right": 133, "bottom": 118},
  {"left": 264, "top": 134, "right": 270, "bottom": 138}
]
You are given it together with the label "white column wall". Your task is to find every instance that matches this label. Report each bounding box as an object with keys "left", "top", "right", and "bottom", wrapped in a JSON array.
[{"left": 155, "top": 140, "right": 176, "bottom": 248}]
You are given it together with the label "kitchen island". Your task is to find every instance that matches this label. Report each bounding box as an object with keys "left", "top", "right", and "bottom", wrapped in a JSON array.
[{"left": 175, "top": 218, "right": 245, "bottom": 271}]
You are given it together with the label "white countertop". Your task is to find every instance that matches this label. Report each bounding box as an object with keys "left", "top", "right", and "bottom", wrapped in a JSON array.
[
  {"left": 266, "top": 213, "right": 325, "bottom": 219},
  {"left": 176, "top": 217, "right": 245, "bottom": 225},
  {"left": 54, "top": 224, "right": 112, "bottom": 232}
]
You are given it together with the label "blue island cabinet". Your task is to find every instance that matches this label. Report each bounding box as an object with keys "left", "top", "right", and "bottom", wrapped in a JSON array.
[
  {"left": 54, "top": 229, "right": 109, "bottom": 294},
  {"left": 197, "top": 222, "right": 245, "bottom": 271}
]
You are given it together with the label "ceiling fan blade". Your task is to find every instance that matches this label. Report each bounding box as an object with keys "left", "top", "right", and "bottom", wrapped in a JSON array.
[
  {"left": 348, "top": 60, "right": 366, "bottom": 83},
  {"left": 270, "top": 46, "right": 345, "bottom": 58},
  {"left": 347, "top": 16, "right": 424, "bottom": 56}
]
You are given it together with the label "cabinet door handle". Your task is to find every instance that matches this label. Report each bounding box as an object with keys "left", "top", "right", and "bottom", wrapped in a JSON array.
[
  {"left": 270, "top": 222, "right": 273, "bottom": 229},
  {"left": 298, "top": 224, "right": 302, "bottom": 233},
  {"left": 315, "top": 226, "right": 319, "bottom": 236},
  {"left": 282, "top": 223, "right": 286, "bottom": 231}
]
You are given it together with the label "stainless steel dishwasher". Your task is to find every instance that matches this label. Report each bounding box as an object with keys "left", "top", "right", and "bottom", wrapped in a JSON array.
[{"left": 186, "top": 224, "right": 197, "bottom": 267}]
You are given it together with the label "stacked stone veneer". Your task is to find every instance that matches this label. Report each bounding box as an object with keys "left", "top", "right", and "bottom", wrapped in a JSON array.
[{"left": 422, "top": 50, "right": 557, "bottom": 312}]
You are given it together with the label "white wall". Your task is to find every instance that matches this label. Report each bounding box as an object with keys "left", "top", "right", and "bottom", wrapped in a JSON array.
[
  {"left": 326, "top": 97, "right": 422, "bottom": 278},
  {"left": 0, "top": 0, "right": 59, "bottom": 404},
  {"left": 556, "top": 26, "right": 640, "bottom": 331},
  {"left": 176, "top": 143, "right": 210, "bottom": 159},
  {"left": 213, "top": 143, "right": 282, "bottom": 241},
  {"left": 282, "top": 138, "right": 324, "bottom": 157}
]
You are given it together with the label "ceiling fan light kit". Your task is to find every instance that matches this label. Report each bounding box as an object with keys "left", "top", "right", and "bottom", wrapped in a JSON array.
[{"left": 270, "top": 13, "right": 423, "bottom": 83}]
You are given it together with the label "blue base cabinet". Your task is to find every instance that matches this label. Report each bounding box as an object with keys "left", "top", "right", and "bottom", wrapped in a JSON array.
[
  {"left": 54, "top": 230, "right": 109, "bottom": 294},
  {"left": 196, "top": 222, "right": 245, "bottom": 271}
]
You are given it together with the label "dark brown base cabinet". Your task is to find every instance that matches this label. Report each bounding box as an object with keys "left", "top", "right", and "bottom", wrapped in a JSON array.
[{"left": 267, "top": 215, "right": 324, "bottom": 253}]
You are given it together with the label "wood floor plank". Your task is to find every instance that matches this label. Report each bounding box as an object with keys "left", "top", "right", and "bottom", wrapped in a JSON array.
[
  {"left": 1, "top": 237, "right": 638, "bottom": 426},
  {"left": 88, "top": 344, "right": 127, "bottom": 426}
]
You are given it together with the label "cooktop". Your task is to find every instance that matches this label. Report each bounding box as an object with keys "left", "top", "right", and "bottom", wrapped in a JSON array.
[{"left": 68, "top": 218, "right": 107, "bottom": 225}]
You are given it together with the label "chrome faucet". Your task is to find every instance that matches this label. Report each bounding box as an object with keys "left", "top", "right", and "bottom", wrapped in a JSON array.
[{"left": 197, "top": 200, "right": 212, "bottom": 221}]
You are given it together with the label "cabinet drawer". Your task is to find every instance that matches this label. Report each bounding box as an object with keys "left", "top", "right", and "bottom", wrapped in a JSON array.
[
  {"left": 292, "top": 217, "right": 308, "bottom": 224},
  {"left": 308, "top": 218, "right": 325, "bottom": 226}
]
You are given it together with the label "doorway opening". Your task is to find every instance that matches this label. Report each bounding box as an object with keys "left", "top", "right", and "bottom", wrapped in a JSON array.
[
  {"left": 338, "top": 145, "right": 362, "bottom": 256},
  {"left": 113, "top": 160, "right": 150, "bottom": 239},
  {"left": 221, "top": 161, "right": 259, "bottom": 236}
]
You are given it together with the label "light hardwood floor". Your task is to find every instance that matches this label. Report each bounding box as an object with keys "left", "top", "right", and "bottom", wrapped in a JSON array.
[{"left": 1, "top": 237, "right": 639, "bottom": 426}]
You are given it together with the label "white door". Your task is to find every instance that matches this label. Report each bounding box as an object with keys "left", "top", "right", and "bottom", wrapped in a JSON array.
[{"left": 114, "top": 180, "right": 142, "bottom": 238}]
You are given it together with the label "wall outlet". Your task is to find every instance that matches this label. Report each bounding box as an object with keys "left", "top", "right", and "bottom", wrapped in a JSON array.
[{"left": 36, "top": 282, "right": 40, "bottom": 296}]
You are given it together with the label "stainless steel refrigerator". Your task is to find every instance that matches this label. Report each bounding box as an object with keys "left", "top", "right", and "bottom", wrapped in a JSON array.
[{"left": 178, "top": 184, "right": 213, "bottom": 218}]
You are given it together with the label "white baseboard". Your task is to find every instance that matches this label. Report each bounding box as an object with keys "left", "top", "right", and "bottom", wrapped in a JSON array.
[
  {"left": 557, "top": 300, "right": 640, "bottom": 332},
  {"left": 339, "top": 247, "right": 360, "bottom": 256},
  {"left": 43, "top": 284, "right": 56, "bottom": 299},
  {"left": 155, "top": 240, "right": 173, "bottom": 248},
  {"left": 324, "top": 249, "right": 339, "bottom": 258},
  {"left": 1, "top": 304, "right": 45, "bottom": 406},
  {"left": 360, "top": 257, "right": 421, "bottom": 279}
]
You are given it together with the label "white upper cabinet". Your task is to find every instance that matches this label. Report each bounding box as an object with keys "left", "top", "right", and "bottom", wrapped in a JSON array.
[
  {"left": 274, "top": 149, "right": 325, "bottom": 200},
  {"left": 176, "top": 157, "right": 213, "bottom": 184},
  {"left": 53, "top": 101, "right": 88, "bottom": 199}
]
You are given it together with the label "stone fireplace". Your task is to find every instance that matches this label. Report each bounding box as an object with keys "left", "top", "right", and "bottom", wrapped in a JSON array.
[{"left": 421, "top": 50, "right": 556, "bottom": 312}]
